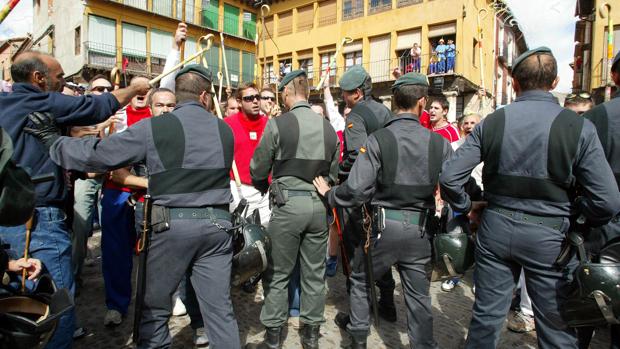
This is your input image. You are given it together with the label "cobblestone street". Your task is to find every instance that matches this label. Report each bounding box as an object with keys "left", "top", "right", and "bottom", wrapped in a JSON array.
[{"left": 73, "top": 231, "right": 610, "bottom": 349}]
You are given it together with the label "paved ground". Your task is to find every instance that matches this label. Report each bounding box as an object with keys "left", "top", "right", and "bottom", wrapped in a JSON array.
[{"left": 73, "top": 231, "right": 610, "bottom": 348}]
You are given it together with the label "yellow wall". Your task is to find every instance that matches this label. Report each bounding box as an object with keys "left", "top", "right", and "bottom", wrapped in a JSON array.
[
  {"left": 85, "top": 0, "right": 257, "bottom": 76},
  {"left": 258, "top": 0, "right": 496, "bottom": 91},
  {"left": 590, "top": 0, "right": 620, "bottom": 89}
]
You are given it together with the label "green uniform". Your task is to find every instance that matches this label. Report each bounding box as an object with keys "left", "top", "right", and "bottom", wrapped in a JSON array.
[{"left": 250, "top": 101, "right": 339, "bottom": 327}]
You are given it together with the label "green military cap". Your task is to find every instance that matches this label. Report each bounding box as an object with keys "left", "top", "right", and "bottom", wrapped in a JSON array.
[
  {"left": 391, "top": 72, "right": 429, "bottom": 91},
  {"left": 612, "top": 50, "right": 620, "bottom": 73},
  {"left": 176, "top": 64, "right": 212, "bottom": 82},
  {"left": 338, "top": 65, "right": 369, "bottom": 91},
  {"left": 512, "top": 46, "right": 553, "bottom": 73},
  {"left": 278, "top": 69, "right": 307, "bottom": 92}
]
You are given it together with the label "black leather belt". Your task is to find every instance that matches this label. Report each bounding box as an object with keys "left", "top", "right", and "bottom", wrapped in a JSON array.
[
  {"left": 169, "top": 207, "right": 231, "bottom": 221},
  {"left": 488, "top": 206, "right": 563, "bottom": 230},
  {"left": 286, "top": 190, "right": 314, "bottom": 197}
]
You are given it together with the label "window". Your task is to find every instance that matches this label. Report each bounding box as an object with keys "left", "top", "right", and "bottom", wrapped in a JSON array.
[
  {"left": 243, "top": 11, "right": 257, "bottom": 40},
  {"left": 150, "top": 29, "right": 173, "bottom": 58},
  {"left": 319, "top": 0, "right": 336, "bottom": 26},
  {"left": 87, "top": 15, "right": 116, "bottom": 55},
  {"left": 122, "top": 23, "right": 147, "bottom": 58},
  {"left": 368, "top": 0, "right": 391, "bottom": 14},
  {"left": 397, "top": 0, "right": 422, "bottom": 8},
  {"left": 602, "top": 25, "right": 620, "bottom": 83},
  {"left": 278, "top": 11, "right": 293, "bottom": 36},
  {"left": 298, "top": 57, "right": 313, "bottom": 79},
  {"left": 225, "top": 47, "right": 240, "bottom": 86},
  {"left": 345, "top": 51, "right": 362, "bottom": 70},
  {"left": 343, "top": 0, "right": 363, "bottom": 20},
  {"left": 153, "top": 0, "right": 173, "bottom": 17},
  {"left": 264, "top": 16, "right": 274, "bottom": 37},
  {"left": 297, "top": 5, "right": 314, "bottom": 32},
  {"left": 369, "top": 35, "right": 390, "bottom": 82},
  {"left": 203, "top": 43, "right": 219, "bottom": 73},
  {"left": 224, "top": 4, "right": 239, "bottom": 36},
  {"left": 320, "top": 52, "right": 336, "bottom": 84},
  {"left": 242, "top": 51, "right": 255, "bottom": 83},
  {"left": 74, "top": 26, "right": 81, "bottom": 55},
  {"left": 263, "top": 61, "right": 276, "bottom": 84},
  {"left": 176, "top": 0, "right": 195, "bottom": 24},
  {"left": 124, "top": 0, "right": 147, "bottom": 10},
  {"left": 201, "top": 0, "right": 218, "bottom": 30}
]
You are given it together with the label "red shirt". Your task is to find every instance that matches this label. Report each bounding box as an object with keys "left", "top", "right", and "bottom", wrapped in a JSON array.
[
  {"left": 419, "top": 110, "right": 431, "bottom": 129},
  {"left": 105, "top": 105, "right": 152, "bottom": 196},
  {"left": 432, "top": 122, "right": 461, "bottom": 143},
  {"left": 224, "top": 111, "right": 268, "bottom": 185}
]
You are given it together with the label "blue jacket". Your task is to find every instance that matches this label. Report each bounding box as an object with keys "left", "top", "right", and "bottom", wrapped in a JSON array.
[{"left": 0, "top": 83, "right": 121, "bottom": 206}]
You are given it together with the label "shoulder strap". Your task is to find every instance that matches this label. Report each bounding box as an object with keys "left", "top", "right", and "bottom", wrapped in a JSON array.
[
  {"left": 548, "top": 109, "right": 584, "bottom": 186},
  {"left": 150, "top": 112, "right": 185, "bottom": 170},
  {"left": 585, "top": 104, "right": 609, "bottom": 159},
  {"left": 351, "top": 103, "right": 381, "bottom": 135},
  {"left": 274, "top": 111, "right": 299, "bottom": 159},
  {"left": 428, "top": 132, "right": 444, "bottom": 184},
  {"left": 373, "top": 128, "right": 398, "bottom": 185},
  {"left": 481, "top": 108, "right": 506, "bottom": 176}
]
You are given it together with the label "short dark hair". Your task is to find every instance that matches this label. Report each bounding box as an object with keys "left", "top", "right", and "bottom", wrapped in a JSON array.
[
  {"left": 512, "top": 53, "right": 557, "bottom": 91},
  {"left": 148, "top": 87, "right": 175, "bottom": 106},
  {"left": 11, "top": 51, "right": 49, "bottom": 83},
  {"left": 175, "top": 72, "right": 211, "bottom": 103},
  {"left": 393, "top": 85, "right": 428, "bottom": 110},
  {"left": 89, "top": 74, "right": 110, "bottom": 86},
  {"left": 237, "top": 82, "right": 258, "bottom": 99},
  {"left": 285, "top": 75, "right": 309, "bottom": 98},
  {"left": 430, "top": 96, "right": 449, "bottom": 111}
]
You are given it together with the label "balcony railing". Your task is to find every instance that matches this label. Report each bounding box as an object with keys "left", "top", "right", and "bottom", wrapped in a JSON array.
[
  {"left": 368, "top": 0, "right": 392, "bottom": 14},
  {"left": 397, "top": 0, "right": 422, "bottom": 8}
]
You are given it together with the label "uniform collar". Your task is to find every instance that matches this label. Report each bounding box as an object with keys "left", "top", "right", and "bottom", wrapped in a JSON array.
[
  {"left": 514, "top": 90, "right": 559, "bottom": 104},
  {"left": 174, "top": 100, "right": 204, "bottom": 111},
  {"left": 384, "top": 113, "right": 419, "bottom": 127},
  {"left": 289, "top": 100, "right": 311, "bottom": 111}
]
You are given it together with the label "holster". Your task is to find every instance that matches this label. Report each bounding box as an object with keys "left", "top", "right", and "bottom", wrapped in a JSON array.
[
  {"left": 151, "top": 205, "right": 170, "bottom": 234},
  {"left": 269, "top": 181, "right": 287, "bottom": 208}
]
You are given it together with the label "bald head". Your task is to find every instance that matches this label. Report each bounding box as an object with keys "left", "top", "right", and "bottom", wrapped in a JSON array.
[
  {"left": 11, "top": 51, "right": 65, "bottom": 92},
  {"left": 512, "top": 53, "right": 557, "bottom": 92}
]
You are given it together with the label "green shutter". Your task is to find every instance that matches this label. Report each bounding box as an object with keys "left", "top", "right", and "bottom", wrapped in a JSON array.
[
  {"left": 201, "top": 0, "right": 219, "bottom": 30},
  {"left": 242, "top": 51, "right": 255, "bottom": 83},
  {"left": 224, "top": 4, "right": 239, "bottom": 36},
  {"left": 205, "top": 44, "right": 220, "bottom": 74},
  {"left": 225, "top": 47, "right": 240, "bottom": 87},
  {"left": 242, "top": 12, "right": 256, "bottom": 40}
]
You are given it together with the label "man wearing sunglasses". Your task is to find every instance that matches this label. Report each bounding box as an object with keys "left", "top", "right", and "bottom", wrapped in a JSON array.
[
  {"left": 259, "top": 87, "right": 281, "bottom": 118},
  {"left": 564, "top": 91, "right": 593, "bottom": 115}
]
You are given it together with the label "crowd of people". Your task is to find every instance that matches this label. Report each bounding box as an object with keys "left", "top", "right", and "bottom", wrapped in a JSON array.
[{"left": 0, "top": 20, "right": 619, "bottom": 349}]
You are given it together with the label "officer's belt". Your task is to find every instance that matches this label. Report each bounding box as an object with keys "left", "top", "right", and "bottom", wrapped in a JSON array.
[
  {"left": 169, "top": 206, "right": 231, "bottom": 220},
  {"left": 286, "top": 190, "right": 315, "bottom": 197},
  {"left": 488, "top": 206, "right": 563, "bottom": 230},
  {"left": 384, "top": 208, "right": 423, "bottom": 225}
]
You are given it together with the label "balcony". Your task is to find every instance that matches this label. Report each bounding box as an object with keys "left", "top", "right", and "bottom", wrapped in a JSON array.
[
  {"left": 368, "top": 0, "right": 392, "bottom": 15},
  {"left": 85, "top": 41, "right": 161, "bottom": 75}
]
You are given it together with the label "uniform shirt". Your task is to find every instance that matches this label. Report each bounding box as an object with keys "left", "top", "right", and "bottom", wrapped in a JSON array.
[
  {"left": 340, "top": 98, "right": 392, "bottom": 180},
  {"left": 446, "top": 44, "right": 456, "bottom": 58},
  {"left": 224, "top": 111, "right": 268, "bottom": 185},
  {"left": 583, "top": 93, "right": 620, "bottom": 189},
  {"left": 250, "top": 101, "right": 340, "bottom": 191},
  {"left": 0, "top": 83, "right": 120, "bottom": 206},
  {"left": 49, "top": 101, "right": 233, "bottom": 207},
  {"left": 327, "top": 114, "right": 453, "bottom": 209},
  {"left": 435, "top": 44, "right": 447, "bottom": 58},
  {"left": 432, "top": 122, "right": 460, "bottom": 143},
  {"left": 440, "top": 90, "right": 620, "bottom": 223}
]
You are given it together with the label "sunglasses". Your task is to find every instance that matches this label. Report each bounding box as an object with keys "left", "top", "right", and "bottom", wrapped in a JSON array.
[
  {"left": 261, "top": 96, "right": 276, "bottom": 102},
  {"left": 91, "top": 86, "right": 112, "bottom": 93},
  {"left": 566, "top": 92, "right": 591, "bottom": 100},
  {"left": 242, "top": 94, "right": 261, "bottom": 102}
]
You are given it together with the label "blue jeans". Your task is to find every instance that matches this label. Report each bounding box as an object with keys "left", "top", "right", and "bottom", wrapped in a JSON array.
[
  {"left": 0, "top": 206, "right": 76, "bottom": 349},
  {"left": 101, "top": 188, "right": 136, "bottom": 315},
  {"left": 447, "top": 56, "right": 455, "bottom": 71}
]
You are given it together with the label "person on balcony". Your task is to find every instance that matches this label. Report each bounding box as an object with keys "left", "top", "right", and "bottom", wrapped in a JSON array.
[
  {"left": 446, "top": 39, "right": 456, "bottom": 73},
  {"left": 435, "top": 38, "right": 447, "bottom": 74},
  {"left": 410, "top": 43, "right": 421, "bottom": 73}
]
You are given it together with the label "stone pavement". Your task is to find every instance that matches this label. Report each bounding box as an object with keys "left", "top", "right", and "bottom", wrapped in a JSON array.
[{"left": 73, "top": 231, "right": 610, "bottom": 349}]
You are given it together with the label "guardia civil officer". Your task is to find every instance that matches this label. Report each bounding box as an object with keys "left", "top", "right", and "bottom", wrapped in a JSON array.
[
  {"left": 578, "top": 50, "right": 620, "bottom": 349},
  {"left": 337, "top": 65, "right": 397, "bottom": 323},
  {"left": 314, "top": 72, "right": 450, "bottom": 349},
  {"left": 26, "top": 65, "right": 241, "bottom": 349},
  {"left": 439, "top": 47, "right": 620, "bottom": 348},
  {"left": 248, "top": 70, "right": 339, "bottom": 349}
]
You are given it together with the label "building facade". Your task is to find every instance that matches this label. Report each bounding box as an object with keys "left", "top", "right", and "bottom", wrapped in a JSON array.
[
  {"left": 31, "top": 0, "right": 258, "bottom": 86},
  {"left": 573, "top": 0, "right": 620, "bottom": 101},
  {"left": 255, "top": 0, "right": 526, "bottom": 120},
  {"left": 0, "top": 37, "right": 30, "bottom": 82}
]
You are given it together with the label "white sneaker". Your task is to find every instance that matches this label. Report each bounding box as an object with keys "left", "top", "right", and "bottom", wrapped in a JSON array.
[
  {"left": 441, "top": 279, "right": 458, "bottom": 292},
  {"left": 193, "top": 327, "right": 209, "bottom": 346},
  {"left": 172, "top": 297, "right": 187, "bottom": 316},
  {"left": 103, "top": 309, "right": 122, "bottom": 327}
]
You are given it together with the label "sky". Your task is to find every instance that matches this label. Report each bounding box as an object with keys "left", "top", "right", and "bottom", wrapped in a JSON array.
[
  {"left": 505, "top": 0, "right": 577, "bottom": 93},
  {"left": 0, "top": 0, "right": 577, "bottom": 92}
]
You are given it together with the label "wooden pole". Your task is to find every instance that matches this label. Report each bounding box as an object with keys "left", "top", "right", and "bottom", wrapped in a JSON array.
[
  {"left": 600, "top": 3, "right": 613, "bottom": 102},
  {"left": 261, "top": 5, "right": 270, "bottom": 89},
  {"left": 180, "top": 0, "right": 187, "bottom": 60},
  {"left": 21, "top": 215, "right": 34, "bottom": 293},
  {"left": 477, "top": 8, "right": 489, "bottom": 109}
]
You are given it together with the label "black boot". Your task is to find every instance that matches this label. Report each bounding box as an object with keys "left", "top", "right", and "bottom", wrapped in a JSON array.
[
  {"left": 347, "top": 329, "right": 368, "bottom": 349},
  {"left": 334, "top": 312, "right": 350, "bottom": 330},
  {"left": 300, "top": 324, "right": 320, "bottom": 349},
  {"left": 378, "top": 290, "right": 397, "bottom": 323},
  {"left": 245, "top": 327, "right": 282, "bottom": 349}
]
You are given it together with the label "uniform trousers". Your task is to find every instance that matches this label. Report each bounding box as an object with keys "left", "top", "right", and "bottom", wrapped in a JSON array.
[
  {"left": 71, "top": 177, "right": 101, "bottom": 282},
  {"left": 138, "top": 216, "right": 240, "bottom": 349},
  {"left": 465, "top": 208, "right": 578, "bottom": 349},
  {"left": 347, "top": 214, "right": 438, "bottom": 349},
  {"left": 260, "top": 193, "right": 328, "bottom": 327},
  {"left": 100, "top": 188, "right": 136, "bottom": 315}
]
